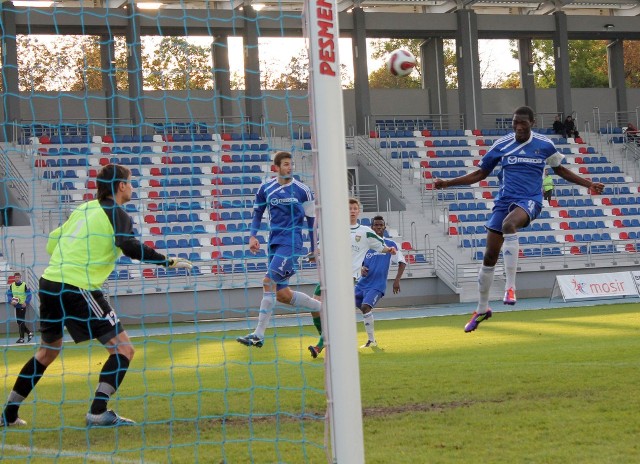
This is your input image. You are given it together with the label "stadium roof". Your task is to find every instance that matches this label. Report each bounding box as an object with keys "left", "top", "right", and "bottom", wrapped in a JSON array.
[{"left": 9, "top": 0, "right": 640, "bottom": 15}]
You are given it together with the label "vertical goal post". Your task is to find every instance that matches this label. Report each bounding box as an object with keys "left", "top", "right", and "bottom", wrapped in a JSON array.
[{"left": 304, "top": 0, "right": 366, "bottom": 463}]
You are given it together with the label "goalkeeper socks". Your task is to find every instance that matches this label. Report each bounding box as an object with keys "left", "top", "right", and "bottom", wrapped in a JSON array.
[
  {"left": 290, "top": 291, "right": 321, "bottom": 312},
  {"left": 503, "top": 233, "right": 519, "bottom": 290},
  {"left": 477, "top": 265, "right": 496, "bottom": 313},
  {"left": 90, "top": 354, "right": 130, "bottom": 415},
  {"left": 316, "top": 335, "right": 324, "bottom": 349},
  {"left": 312, "top": 316, "right": 322, "bottom": 336},
  {"left": 363, "top": 311, "right": 375, "bottom": 341},
  {"left": 254, "top": 292, "right": 276, "bottom": 339},
  {"left": 4, "top": 357, "right": 47, "bottom": 422}
]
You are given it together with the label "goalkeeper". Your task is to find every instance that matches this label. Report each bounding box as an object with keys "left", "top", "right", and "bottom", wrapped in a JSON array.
[{"left": 0, "top": 164, "right": 192, "bottom": 428}]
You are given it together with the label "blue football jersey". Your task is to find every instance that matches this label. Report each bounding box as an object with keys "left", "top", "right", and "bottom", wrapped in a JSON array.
[
  {"left": 251, "top": 177, "right": 314, "bottom": 251},
  {"left": 356, "top": 238, "right": 405, "bottom": 295},
  {"left": 479, "top": 132, "right": 564, "bottom": 204}
]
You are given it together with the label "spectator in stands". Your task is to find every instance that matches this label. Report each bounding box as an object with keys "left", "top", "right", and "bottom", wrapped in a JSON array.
[
  {"left": 624, "top": 122, "right": 639, "bottom": 145},
  {"left": 552, "top": 115, "right": 565, "bottom": 137},
  {"left": 543, "top": 170, "right": 554, "bottom": 204},
  {"left": 564, "top": 115, "right": 579, "bottom": 139},
  {"left": 354, "top": 215, "right": 406, "bottom": 348},
  {"left": 236, "top": 151, "right": 322, "bottom": 350},
  {"left": 433, "top": 106, "right": 604, "bottom": 333},
  {"left": 1, "top": 164, "right": 192, "bottom": 428},
  {"left": 7, "top": 272, "right": 34, "bottom": 344},
  {"left": 308, "top": 198, "right": 396, "bottom": 358}
]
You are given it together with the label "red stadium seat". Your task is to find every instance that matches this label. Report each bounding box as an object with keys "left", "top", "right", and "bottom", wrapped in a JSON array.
[
  {"left": 369, "top": 131, "right": 378, "bottom": 138},
  {"left": 401, "top": 241, "right": 413, "bottom": 251},
  {"left": 211, "top": 251, "right": 221, "bottom": 259},
  {"left": 149, "top": 179, "right": 161, "bottom": 187},
  {"left": 423, "top": 171, "right": 432, "bottom": 179},
  {"left": 449, "top": 214, "right": 458, "bottom": 223},
  {"left": 424, "top": 140, "right": 434, "bottom": 147},
  {"left": 578, "top": 147, "right": 588, "bottom": 154},
  {"left": 86, "top": 180, "right": 97, "bottom": 189},
  {"left": 548, "top": 199, "right": 558, "bottom": 207},
  {"left": 405, "top": 254, "right": 416, "bottom": 264},
  {"left": 83, "top": 193, "right": 94, "bottom": 200},
  {"left": 143, "top": 268, "right": 156, "bottom": 278},
  {"left": 479, "top": 149, "right": 487, "bottom": 156},
  {"left": 101, "top": 147, "right": 111, "bottom": 153},
  {"left": 560, "top": 222, "right": 570, "bottom": 230},
  {"left": 102, "top": 135, "right": 113, "bottom": 143},
  {"left": 559, "top": 210, "right": 569, "bottom": 218},
  {"left": 221, "top": 154, "right": 232, "bottom": 163},
  {"left": 211, "top": 237, "right": 222, "bottom": 246},
  {"left": 612, "top": 208, "right": 621, "bottom": 216},
  {"left": 221, "top": 133, "right": 232, "bottom": 141},
  {"left": 619, "top": 232, "right": 629, "bottom": 239},
  {"left": 144, "top": 241, "right": 156, "bottom": 249},
  {"left": 448, "top": 226, "right": 458, "bottom": 236},
  {"left": 161, "top": 156, "right": 172, "bottom": 164},
  {"left": 565, "top": 234, "right": 574, "bottom": 242},
  {"left": 210, "top": 212, "right": 219, "bottom": 221},
  {"left": 144, "top": 215, "right": 156, "bottom": 224},
  {"left": 420, "top": 160, "right": 429, "bottom": 168},
  {"left": 625, "top": 243, "right": 636, "bottom": 253},
  {"left": 148, "top": 203, "right": 159, "bottom": 211},
  {"left": 211, "top": 166, "right": 220, "bottom": 174},
  {"left": 570, "top": 246, "right": 581, "bottom": 255},
  {"left": 427, "top": 150, "right": 436, "bottom": 158},
  {"left": 216, "top": 224, "right": 227, "bottom": 232},
  {"left": 99, "top": 157, "right": 110, "bottom": 166},
  {"left": 472, "top": 129, "right": 482, "bottom": 136},
  {"left": 150, "top": 227, "right": 162, "bottom": 235},
  {"left": 613, "top": 220, "right": 623, "bottom": 228}
]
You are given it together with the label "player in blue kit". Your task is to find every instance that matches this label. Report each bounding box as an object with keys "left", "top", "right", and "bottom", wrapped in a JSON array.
[
  {"left": 355, "top": 216, "right": 406, "bottom": 348},
  {"left": 434, "top": 106, "right": 604, "bottom": 332},
  {"left": 237, "top": 151, "right": 322, "bottom": 348}
]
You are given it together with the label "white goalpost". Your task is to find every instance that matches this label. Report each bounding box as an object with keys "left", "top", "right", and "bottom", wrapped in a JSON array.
[{"left": 303, "top": 1, "right": 366, "bottom": 463}]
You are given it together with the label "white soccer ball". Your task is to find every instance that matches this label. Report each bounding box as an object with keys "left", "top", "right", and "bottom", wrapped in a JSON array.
[
  {"left": 10, "top": 297, "right": 19, "bottom": 306},
  {"left": 386, "top": 49, "right": 417, "bottom": 77}
]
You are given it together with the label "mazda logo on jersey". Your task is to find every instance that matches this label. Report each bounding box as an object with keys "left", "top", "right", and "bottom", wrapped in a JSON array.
[
  {"left": 270, "top": 197, "right": 298, "bottom": 206},
  {"left": 507, "top": 155, "right": 544, "bottom": 164}
]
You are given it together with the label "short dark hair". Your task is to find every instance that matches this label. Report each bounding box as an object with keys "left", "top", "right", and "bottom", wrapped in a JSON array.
[
  {"left": 13, "top": 272, "right": 21, "bottom": 277},
  {"left": 273, "top": 151, "right": 292, "bottom": 167},
  {"left": 514, "top": 106, "right": 535, "bottom": 122},
  {"left": 372, "top": 215, "right": 385, "bottom": 226},
  {"left": 96, "top": 164, "right": 131, "bottom": 202}
]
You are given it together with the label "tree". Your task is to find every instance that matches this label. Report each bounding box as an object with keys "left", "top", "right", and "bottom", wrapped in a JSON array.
[
  {"left": 368, "top": 38, "right": 457, "bottom": 89},
  {"left": 509, "top": 39, "right": 609, "bottom": 88},
  {"left": 261, "top": 49, "right": 353, "bottom": 90},
  {"left": 623, "top": 40, "right": 640, "bottom": 88},
  {"left": 144, "top": 37, "right": 213, "bottom": 90}
]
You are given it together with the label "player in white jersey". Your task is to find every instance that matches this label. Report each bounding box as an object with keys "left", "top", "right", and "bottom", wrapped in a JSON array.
[
  {"left": 355, "top": 216, "right": 406, "bottom": 348},
  {"left": 308, "top": 198, "right": 396, "bottom": 358},
  {"left": 237, "top": 151, "right": 322, "bottom": 348},
  {"left": 434, "top": 106, "right": 604, "bottom": 332}
]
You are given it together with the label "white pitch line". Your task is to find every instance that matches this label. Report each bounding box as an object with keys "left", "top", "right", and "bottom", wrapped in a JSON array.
[{"left": 2, "top": 444, "right": 159, "bottom": 464}]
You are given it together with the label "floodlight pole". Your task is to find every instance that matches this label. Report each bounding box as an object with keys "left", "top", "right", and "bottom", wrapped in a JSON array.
[{"left": 303, "top": 0, "right": 366, "bottom": 463}]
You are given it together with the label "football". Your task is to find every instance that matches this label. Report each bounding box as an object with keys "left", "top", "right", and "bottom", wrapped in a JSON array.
[
  {"left": 386, "top": 49, "right": 417, "bottom": 77},
  {"left": 10, "top": 297, "right": 19, "bottom": 306}
]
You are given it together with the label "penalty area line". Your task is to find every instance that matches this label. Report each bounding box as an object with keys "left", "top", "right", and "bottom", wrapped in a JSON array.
[{"left": 3, "top": 444, "right": 159, "bottom": 464}]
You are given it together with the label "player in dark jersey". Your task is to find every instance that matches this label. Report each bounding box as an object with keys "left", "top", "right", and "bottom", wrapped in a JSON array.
[
  {"left": 434, "top": 106, "right": 604, "bottom": 332},
  {"left": 355, "top": 216, "right": 406, "bottom": 348},
  {"left": 237, "top": 151, "right": 321, "bottom": 348},
  {"left": 1, "top": 164, "right": 192, "bottom": 428}
]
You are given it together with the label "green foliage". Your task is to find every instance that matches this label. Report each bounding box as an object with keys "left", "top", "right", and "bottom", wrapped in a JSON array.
[
  {"left": 144, "top": 37, "right": 213, "bottom": 90},
  {"left": 510, "top": 39, "right": 609, "bottom": 88},
  {"left": 2, "top": 304, "right": 639, "bottom": 462},
  {"left": 368, "top": 38, "right": 458, "bottom": 89}
]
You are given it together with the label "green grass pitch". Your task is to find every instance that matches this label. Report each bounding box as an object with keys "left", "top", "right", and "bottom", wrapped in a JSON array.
[{"left": 1, "top": 302, "right": 639, "bottom": 463}]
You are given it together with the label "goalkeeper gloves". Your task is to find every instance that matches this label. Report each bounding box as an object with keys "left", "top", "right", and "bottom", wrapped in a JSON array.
[{"left": 168, "top": 257, "right": 193, "bottom": 270}]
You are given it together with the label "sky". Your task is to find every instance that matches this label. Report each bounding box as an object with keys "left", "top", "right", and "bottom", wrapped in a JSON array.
[{"left": 223, "top": 37, "right": 519, "bottom": 87}]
